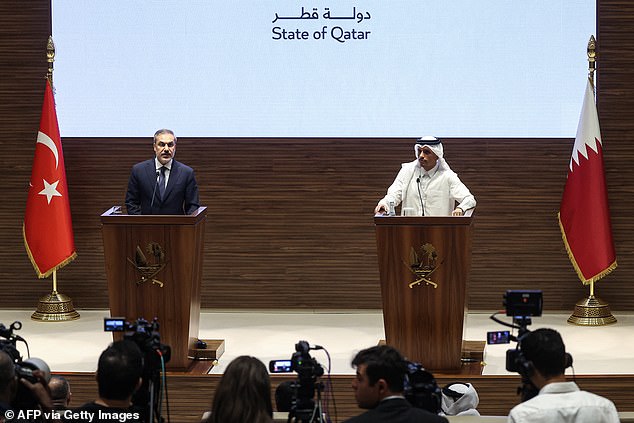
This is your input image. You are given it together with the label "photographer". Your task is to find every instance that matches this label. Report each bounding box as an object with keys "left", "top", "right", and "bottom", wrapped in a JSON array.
[
  {"left": 0, "top": 351, "right": 16, "bottom": 418},
  {"left": 0, "top": 350, "right": 56, "bottom": 422},
  {"left": 75, "top": 340, "right": 143, "bottom": 423},
  {"left": 507, "top": 328, "right": 619, "bottom": 423},
  {"left": 344, "top": 345, "right": 447, "bottom": 423}
]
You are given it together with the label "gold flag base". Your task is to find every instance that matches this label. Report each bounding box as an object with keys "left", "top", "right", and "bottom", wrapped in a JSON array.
[
  {"left": 567, "top": 295, "right": 616, "bottom": 326},
  {"left": 31, "top": 291, "right": 80, "bottom": 322}
]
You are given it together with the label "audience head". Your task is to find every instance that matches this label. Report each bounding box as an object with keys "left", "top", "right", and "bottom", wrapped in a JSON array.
[
  {"left": 49, "top": 376, "right": 71, "bottom": 409},
  {"left": 350, "top": 345, "right": 408, "bottom": 409},
  {"left": 274, "top": 380, "right": 294, "bottom": 412},
  {"left": 0, "top": 350, "right": 17, "bottom": 403},
  {"left": 519, "top": 328, "right": 569, "bottom": 381},
  {"left": 210, "top": 355, "right": 273, "bottom": 423},
  {"left": 97, "top": 340, "right": 143, "bottom": 402}
]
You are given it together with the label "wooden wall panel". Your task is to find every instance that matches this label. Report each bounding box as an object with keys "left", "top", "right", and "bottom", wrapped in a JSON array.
[
  {"left": 1, "top": 1, "right": 634, "bottom": 313},
  {"left": 50, "top": 137, "right": 627, "bottom": 311}
]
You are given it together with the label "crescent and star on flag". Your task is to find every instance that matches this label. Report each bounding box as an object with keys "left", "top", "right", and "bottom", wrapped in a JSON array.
[{"left": 34, "top": 130, "right": 63, "bottom": 204}]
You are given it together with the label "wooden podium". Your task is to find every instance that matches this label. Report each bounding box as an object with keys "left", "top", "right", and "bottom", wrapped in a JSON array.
[
  {"left": 100, "top": 206, "right": 207, "bottom": 371},
  {"left": 374, "top": 214, "right": 473, "bottom": 371}
]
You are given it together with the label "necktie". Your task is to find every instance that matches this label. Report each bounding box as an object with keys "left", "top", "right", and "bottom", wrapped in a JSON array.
[{"left": 158, "top": 166, "right": 167, "bottom": 200}]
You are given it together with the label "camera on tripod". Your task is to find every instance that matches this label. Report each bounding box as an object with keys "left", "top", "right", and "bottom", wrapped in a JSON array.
[
  {"left": 104, "top": 317, "right": 171, "bottom": 423},
  {"left": 487, "top": 290, "right": 543, "bottom": 372},
  {"left": 270, "top": 341, "right": 326, "bottom": 423},
  {"left": 489, "top": 290, "right": 549, "bottom": 402},
  {"left": 104, "top": 317, "right": 171, "bottom": 367}
]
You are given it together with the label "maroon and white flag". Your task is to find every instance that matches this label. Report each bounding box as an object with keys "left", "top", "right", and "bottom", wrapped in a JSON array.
[{"left": 558, "top": 78, "right": 616, "bottom": 284}]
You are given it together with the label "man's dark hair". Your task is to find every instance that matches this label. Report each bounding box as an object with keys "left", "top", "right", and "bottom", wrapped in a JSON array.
[
  {"left": 520, "top": 328, "right": 567, "bottom": 379},
  {"left": 351, "top": 345, "right": 407, "bottom": 393},
  {"left": 97, "top": 340, "right": 144, "bottom": 401},
  {"left": 0, "top": 350, "right": 16, "bottom": 395},
  {"left": 49, "top": 376, "right": 70, "bottom": 407}
]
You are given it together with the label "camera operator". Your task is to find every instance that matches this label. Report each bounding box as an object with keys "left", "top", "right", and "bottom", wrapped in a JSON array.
[
  {"left": 344, "top": 345, "right": 447, "bottom": 423},
  {"left": 74, "top": 340, "right": 143, "bottom": 423},
  {"left": 507, "top": 328, "right": 619, "bottom": 423},
  {"left": 0, "top": 350, "right": 55, "bottom": 422}
]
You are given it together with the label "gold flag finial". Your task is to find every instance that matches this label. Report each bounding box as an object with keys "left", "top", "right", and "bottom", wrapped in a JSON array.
[
  {"left": 46, "top": 36, "right": 55, "bottom": 85},
  {"left": 587, "top": 35, "right": 596, "bottom": 84}
]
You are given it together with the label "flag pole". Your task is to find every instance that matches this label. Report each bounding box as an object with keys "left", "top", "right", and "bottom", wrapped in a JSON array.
[
  {"left": 31, "top": 36, "right": 80, "bottom": 322},
  {"left": 566, "top": 35, "right": 616, "bottom": 326}
]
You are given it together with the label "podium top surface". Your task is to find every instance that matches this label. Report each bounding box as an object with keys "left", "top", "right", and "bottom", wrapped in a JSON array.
[
  {"left": 373, "top": 213, "right": 473, "bottom": 227},
  {"left": 101, "top": 206, "right": 207, "bottom": 225}
]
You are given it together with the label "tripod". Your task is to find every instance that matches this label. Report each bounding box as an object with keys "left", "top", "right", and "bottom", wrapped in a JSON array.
[{"left": 287, "top": 381, "right": 326, "bottom": 423}]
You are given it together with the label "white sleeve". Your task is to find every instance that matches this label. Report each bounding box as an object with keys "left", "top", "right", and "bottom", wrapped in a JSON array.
[
  {"left": 449, "top": 173, "right": 476, "bottom": 211},
  {"left": 378, "top": 164, "right": 410, "bottom": 208}
]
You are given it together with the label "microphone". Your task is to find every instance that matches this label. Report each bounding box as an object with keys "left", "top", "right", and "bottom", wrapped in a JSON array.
[
  {"left": 150, "top": 170, "right": 160, "bottom": 209},
  {"left": 416, "top": 176, "right": 425, "bottom": 216}
]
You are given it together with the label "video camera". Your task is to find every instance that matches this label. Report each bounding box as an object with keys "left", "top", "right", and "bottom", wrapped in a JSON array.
[
  {"left": 270, "top": 341, "right": 326, "bottom": 423},
  {"left": 487, "top": 290, "right": 542, "bottom": 342},
  {"left": 104, "top": 317, "right": 171, "bottom": 423},
  {"left": 403, "top": 361, "right": 442, "bottom": 414},
  {"left": 104, "top": 317, "right": 171, "bottom": 369},
  {"left": 0, "top": 321, "right": 51, "bottom": 411},
  {"left": 488, "top": 290, "right": 543, "bottom": 402}
]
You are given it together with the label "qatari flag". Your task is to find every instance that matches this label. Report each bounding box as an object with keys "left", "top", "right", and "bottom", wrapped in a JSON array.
[{"left": 558, "top": 78, "right": 616, "bottom": 284}]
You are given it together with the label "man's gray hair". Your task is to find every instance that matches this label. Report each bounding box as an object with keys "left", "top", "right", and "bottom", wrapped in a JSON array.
[{"left": 153, "top": 129, "right": 177, "bottom": 144}]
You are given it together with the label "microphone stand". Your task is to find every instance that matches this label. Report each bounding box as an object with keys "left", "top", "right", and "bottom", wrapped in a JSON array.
[
  {"left": 416, "top": 176, "right": 425, "bottom": 216},
  {"left": 150, "top": 170, "right": 160, "bottom": 209}
]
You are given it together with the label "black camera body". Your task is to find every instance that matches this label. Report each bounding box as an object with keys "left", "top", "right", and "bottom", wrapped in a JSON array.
[
  {"left": 0, "top": 321, "right": 51, "bottom": 410},
  {"left": 501, "top": 290, "right": 543, "bottom": 373},
  {"left": 504, "top": 290, "right": 543, "bottom": 317},
  {"left": 505, "top": 348, "right": 525, "bottom": 374},
  {"left": 104, "top": 317, "right": 171, "bottom": 368},
  {"left": 0, "top": 340, "right": 40, "bottom": 386},
  {"left": 403, "top": 361, "right": 442, "bottom": 414},
  {"left": 105, "top": 317, "right": 172, "bottom": 423},
  {"left": 489, "top": 290, "right": 544, "bottom": 402}
]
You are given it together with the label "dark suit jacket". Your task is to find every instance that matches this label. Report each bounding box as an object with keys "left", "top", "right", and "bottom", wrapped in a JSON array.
[
  {"left": 343, "top": 398, "right": 448, "bottom": 423},
  {"left": 125, "top": 158, "right": 200, "bottom": 215}
]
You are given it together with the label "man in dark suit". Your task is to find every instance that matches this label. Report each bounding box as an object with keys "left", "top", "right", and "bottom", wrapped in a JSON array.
[
  {"left": 344, "top": 345, "right": 448, "bottom": 423},
  {"left": 125, "top": 129, "right": 200, "bottom": 215}
]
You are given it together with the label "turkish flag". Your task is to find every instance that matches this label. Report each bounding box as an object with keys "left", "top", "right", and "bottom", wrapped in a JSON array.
[
  {"left": 23, "top": 80, "right": 76, "bottom": 278},
  {"left": 558, "top": 78, "right": 616, "bottom": 284}
]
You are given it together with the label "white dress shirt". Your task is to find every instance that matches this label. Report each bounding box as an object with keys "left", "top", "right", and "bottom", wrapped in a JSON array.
[
  {"left": 508, "top": 382, "right": 619, "bottom": 423},
  {"left": 154, "top": 158, "right": 172, "bottom": 188}
]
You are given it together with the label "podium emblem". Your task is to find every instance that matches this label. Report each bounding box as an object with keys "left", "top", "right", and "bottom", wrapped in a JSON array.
[
  {"left": 127, "top": 242, "right": 167, "bottom": 287},
  {"left": 405, "top": 243, "right": 442, "bottom": 289}
]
